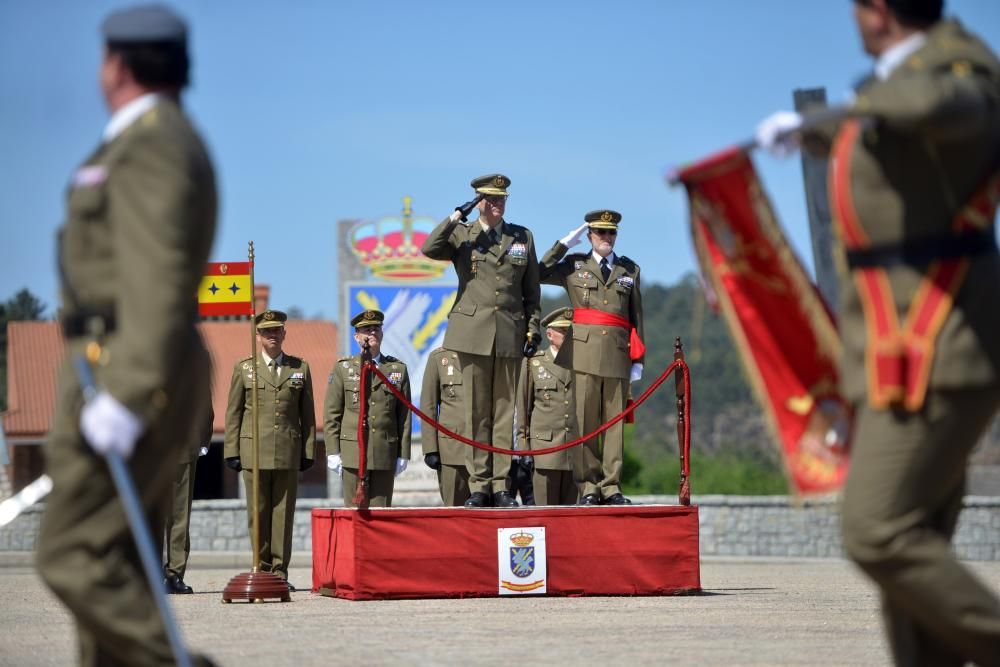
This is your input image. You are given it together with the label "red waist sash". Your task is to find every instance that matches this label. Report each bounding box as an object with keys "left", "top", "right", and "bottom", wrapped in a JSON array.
[{"left": 572, "top": 308, "right": 645, "bottom": 361}]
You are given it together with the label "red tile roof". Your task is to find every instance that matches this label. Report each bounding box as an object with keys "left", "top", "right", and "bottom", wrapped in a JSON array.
[{"left": 2, "top": 319, "right": 339, "bottom": 440}]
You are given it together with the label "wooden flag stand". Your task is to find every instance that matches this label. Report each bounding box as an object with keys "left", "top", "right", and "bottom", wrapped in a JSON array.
[{"left": 223, "top": 241, "right": 291, "bottom": 603}]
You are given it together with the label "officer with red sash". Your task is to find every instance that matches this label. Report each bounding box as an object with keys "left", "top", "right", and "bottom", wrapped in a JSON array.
[
  {"left": 540, "top": 210, "right": 644, "bottom": 505},
  {"left": 756, "top": 0, "right": 1000, "bottom": 663}
]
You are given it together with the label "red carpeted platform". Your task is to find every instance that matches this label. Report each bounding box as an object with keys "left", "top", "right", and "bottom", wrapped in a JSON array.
[{"left": 311, "top": 505, "right": 700, "bottom": 600}]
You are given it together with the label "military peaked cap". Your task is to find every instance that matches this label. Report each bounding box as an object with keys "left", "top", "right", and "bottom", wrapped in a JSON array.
[
  {"left": 102, "top": 4, "right": 188, "bottom": 44},
  {"left": 541, "top": 307, "right": 574, "bottom": 330},
  {"left": 255, "top": 309, "right": 287, "bottom": 329},
  {"left": 351, "top": 309, "right": 385, "bottom": 329},
  {"left": 471, "top": 173, "right": 511, "bottom": 196},
  {"left": 585, "top": 209, "right": 622, "bottom": 230}
]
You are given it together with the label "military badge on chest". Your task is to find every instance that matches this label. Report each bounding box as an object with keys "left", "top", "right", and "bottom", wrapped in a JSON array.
[
  {"left": 616, "top": 275, "right": 634, "bottom": 290},
  {"left": 388, "top": 371, "right": 403, "bottom": 388}
]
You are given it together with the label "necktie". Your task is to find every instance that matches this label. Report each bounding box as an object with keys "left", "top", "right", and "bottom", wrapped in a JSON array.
[
  {"left": 488, "top": 229, "right": 499, "bottom": 246},
  {"left": 600, "top": 257, "right": 611, "bottom": 282},
  {"left": 269, "top": 360, "right": 279, "bottom": 382}
]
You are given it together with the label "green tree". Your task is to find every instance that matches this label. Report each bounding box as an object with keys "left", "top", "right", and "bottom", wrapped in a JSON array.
[{"left": 1, "top": 289, "right": 48, "bottom": 411}]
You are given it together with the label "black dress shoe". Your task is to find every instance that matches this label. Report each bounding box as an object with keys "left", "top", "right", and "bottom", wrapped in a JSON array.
[
  {"left": 464, "top": 491, "right": 489, "bottom": 507},
  {"left": 164, "top": 574, "right": 193, "bottom": 594},
  {"left": 579, "top": 494, "right": 601, "bottom": 506},
  {"left": 492, "top": 491, "right": 518, "bottom": 508},
  {"left": 284, "top": 581, "right": 296, "bottom": 592},
  {"left": 604, "top": 493, "right": 632, "bottom": 505}
]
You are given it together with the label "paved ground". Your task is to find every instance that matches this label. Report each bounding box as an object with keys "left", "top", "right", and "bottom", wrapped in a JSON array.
[{"left": 2, "top": 555, "right": 999, "bottom": 666}]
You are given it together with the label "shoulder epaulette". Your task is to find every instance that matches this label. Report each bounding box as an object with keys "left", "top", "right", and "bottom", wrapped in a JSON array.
[{"left": 336, "top": 356, "right": 353, "bottom": 363}]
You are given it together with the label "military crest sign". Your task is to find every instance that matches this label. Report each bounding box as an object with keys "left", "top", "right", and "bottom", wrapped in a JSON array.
[{"left": 497, "top": 527, "right": 547, "bottom": 595}]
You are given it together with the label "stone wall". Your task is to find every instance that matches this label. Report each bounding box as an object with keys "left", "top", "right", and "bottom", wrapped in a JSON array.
[{"left": 3, "top": 495, "right": 999, "bottom": 561}]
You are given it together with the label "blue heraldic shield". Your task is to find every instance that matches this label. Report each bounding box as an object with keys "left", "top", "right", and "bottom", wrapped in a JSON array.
[{"left": 510, "top": 546, "right": 535, "bottom": 578}]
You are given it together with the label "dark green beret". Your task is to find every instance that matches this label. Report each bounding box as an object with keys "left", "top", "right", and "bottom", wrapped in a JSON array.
[
  {"left": 471, "top": 173, "right": 511, "bottom": 196},
  {"left": 351, "top": 309, "right": 385, "bottom": 329},
  {"left": 255, "top": 309, "right": 287, "bottom": 329},
  {"left": 102, "top": 4, "right": 188, "bottom": 44},
  {"left": 584, "top": 209, "right": 622, "bottom": 230}
]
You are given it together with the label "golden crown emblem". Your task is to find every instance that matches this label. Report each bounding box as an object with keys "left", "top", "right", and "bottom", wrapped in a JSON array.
[
  {"left": 493, "top": 175, "right": 505, "bottom": 187},
  {"left": 263, "top": 311, "right": 274, "bottom": 320},
  {"left": 509, "top": 531, "right": 534, "bottom": 547},
  {"left": 601, "top": 211, "right": 613, "bottom": 222},
  {"left": 350, "top": 196, "right": 448, "bottom": 282}
]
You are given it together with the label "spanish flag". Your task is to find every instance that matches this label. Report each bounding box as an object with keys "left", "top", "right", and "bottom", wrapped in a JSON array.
[{"left": 198, "top": 262, "right": 253, "bottom": 317}]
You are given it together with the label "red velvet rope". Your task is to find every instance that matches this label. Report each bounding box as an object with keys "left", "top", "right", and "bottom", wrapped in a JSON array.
[{"left": 354, "top": 358, "right": 692, "bottom": 502}]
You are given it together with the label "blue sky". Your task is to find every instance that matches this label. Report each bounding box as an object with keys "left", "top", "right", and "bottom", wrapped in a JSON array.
[{"left": 2, "top": 1, "right": 999, "bottom": 321}]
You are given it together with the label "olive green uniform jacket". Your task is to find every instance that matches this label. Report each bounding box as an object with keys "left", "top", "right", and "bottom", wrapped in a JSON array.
[
  {"left": 806, "top": 19, "right": 1000, "bottom": 667},
  {"left": 224, "top": 354, "right": 316, "bottom": 469},
  {"left": 539, "top": 244, "right": 644, "bottom": 379},
  {"left": 37, "top": 96, "right": 217, "bottom": 666},
  {"left": 516, "top": 348, "right": 575, "bottom": 470},
  {"left": 324, "top": 354, "right": 412, "bottom": 470},
  {"left": 420, "top": 347, "right": 469, "bottom": 467},
  {"left": 804, "top": 18, "right": 1000, "bottom": 401},
  {"left": 421, "top": 218, "right": 541, "bottom": 356}
]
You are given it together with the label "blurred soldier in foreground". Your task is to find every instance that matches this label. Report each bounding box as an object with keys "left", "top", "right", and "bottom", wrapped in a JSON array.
[
  {"left": 516, "top": 308, "right": 579, "bottom": 505},
  {"left": 163, "top": 402, "right": 213, "bottom": 594},
  {"left": 36, "top": 5, "right": 218, "bottom": 664},
  {"left": 224, "top": 310, "right": 315, "bottom": 590},
  {"left": 422, "top": 174, "right": 541, "bottom": 508},
  {"left": 421, "top": 347, "right": 471, "bottom": 506},
  {"left": 541, "top": 211, "right": 645, "bottom": 505},
  {"left": 325, "top": 310, "right": 412, "bottom": 507},
  {"left": 757, "top": 0, "right": 1000, "bottom": 663}
]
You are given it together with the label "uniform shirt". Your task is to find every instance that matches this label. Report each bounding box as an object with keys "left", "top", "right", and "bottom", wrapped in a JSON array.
[
  {"left": 421, "top": 216, "right": 541, "bottom": 357},
  {"left": 420, "top": 347, "right": 468, "bottom": 467},
  {"left": 805, "top": 18, "right": 1000, "bottom": 400},
  {"left": 223, "top": 353, "right": 316, "bottom": 470},
  {"left": 324, "top": 353, "right": 411, "bottom": 471},
  {"left": 539, "top": 241, "right": 644, "bottom": 379},
  {"left": 515, "top": 345, "right": 575, "bottom": 471}
]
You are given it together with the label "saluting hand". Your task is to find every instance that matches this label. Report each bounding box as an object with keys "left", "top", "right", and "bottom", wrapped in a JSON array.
[{"left": 559, "top": 222, "right": 589, "bottom": 249}]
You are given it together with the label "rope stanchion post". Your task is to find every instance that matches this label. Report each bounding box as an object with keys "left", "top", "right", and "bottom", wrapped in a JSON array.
[
  {"left": 674, "top": 337, "right": 691, "bottom": 506},
  {"left": 353, "top": 343, "right": 371, "bottom": 508}
]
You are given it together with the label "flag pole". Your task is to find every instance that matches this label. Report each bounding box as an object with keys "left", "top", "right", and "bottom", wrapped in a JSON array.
[
  {"left": 222, "top": 243, "right": 290, "bottom": 602},
  {"left": 248, "top": 241, "right": 261, "bottom": 573}
]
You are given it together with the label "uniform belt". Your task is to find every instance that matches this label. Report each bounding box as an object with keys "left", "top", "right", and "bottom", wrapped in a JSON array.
[
  {"left": 61, "top": 308, "right": 117, "bottom": 338},
  {"left": 845, "top": 230, "right": 997, "bottom": 269}
]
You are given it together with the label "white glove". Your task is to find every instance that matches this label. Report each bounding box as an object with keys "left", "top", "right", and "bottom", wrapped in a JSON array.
[
  {"left": 755, "top": 110, "right": 803, "bottom": 158},
  {"left": 394, "top": 457, "right": 408, "bottom": 477},
  {"left": 559, "top": 222, "right": 589, "bottom": 249},
  {"left": 629, "top": 363, "right": 644, "bottom": 383},
  {"left": 327, "top": 453, "right": 343, "bottom": 476},
  {"left": 80, "top": 391, "right": 144, "bottom": 459},
  {"left": 198, "top": 446, "right": 209, "bottom": 457},
  {"left": 449, "top": 209, "right": 463, "bottom": 223}
]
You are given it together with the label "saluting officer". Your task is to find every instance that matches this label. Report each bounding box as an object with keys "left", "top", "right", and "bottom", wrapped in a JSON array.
[
  {"left": 224, "top": 309, "right": 315, "bottom": 588},
  {"left": 163, "top": 402, "right": 213, "bottom": 594},
  {"left": 516, "top": 308, "right": 579, "bottom": 505},
  {"left": 541, "top": 210, "right": 644, "bottom": 505},
  {"left": 756, "top": 0, "right": 1000, "bottom": 663},
  {"left": 35, "top": 5, "right": 219, "bottom": 665},
  {"left": 421, "top": 174, "right": 542, "bottom": 508},
  {"left": 325, "top": 310, "right": 412, "bottom": 507},
  {"left": 421, "top": 347, "right": 472, "bottom": 506}
]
